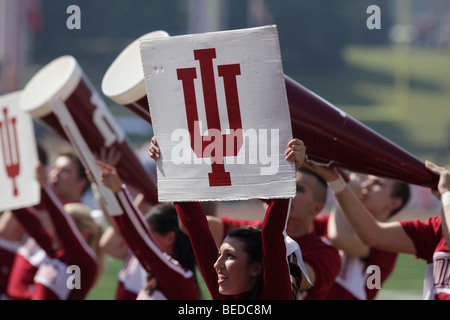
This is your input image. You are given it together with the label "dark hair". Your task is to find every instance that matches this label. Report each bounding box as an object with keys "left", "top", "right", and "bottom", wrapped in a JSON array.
[
  {"left": 226, "top": 226, "right": 263, "bottom": 300},
  {"left": 389, "top": 181, "right": 411, "bottom": 218},
  {"left": 297, "top": 167, "right": 328, "bottom": 203},
  {"left": 37, "top": 143, "right": 48, "bottom": 166},
  {"left": 144, "top": 203, "right": 198, "bottom": 277},
  {"left": 56, "top": 148, "right": 89, "bottom": 194},
  {"left": 287, "top": 254, "right": 303, "bottom": 300}
]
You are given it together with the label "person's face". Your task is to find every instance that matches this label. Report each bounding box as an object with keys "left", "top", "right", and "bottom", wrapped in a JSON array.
[
  {"left": 290, "top": 172, "right": 322, "bottom": 221},
  {"left": 360, "top": 176, "right": 399, "bottom": 219},
  {"left": 213, "top": 237, "right": 261, "bottom": 296},
  {"left": 48, "top": 156, "right": 85, "bottom": 201}
]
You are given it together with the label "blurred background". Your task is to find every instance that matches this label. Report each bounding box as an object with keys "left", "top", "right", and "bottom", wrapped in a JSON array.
[{"left": 1, "top": 0, "right": 449, "bottom": 300}]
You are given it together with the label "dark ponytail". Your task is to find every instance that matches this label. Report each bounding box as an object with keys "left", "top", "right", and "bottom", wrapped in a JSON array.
[{"left": 144, "top": 203, "right": 198, "bottom": 279}]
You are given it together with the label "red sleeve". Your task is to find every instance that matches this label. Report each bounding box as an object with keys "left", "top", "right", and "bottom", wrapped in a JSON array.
[
  {"left": 11, "top": 207, "right": 54, "bottom": 258},
  {"left": 365, "top": 248, "right": 398, "bottom": 300},
  {"left": 400, "top": 217, "right": 442, "bottom": 262},
  {"left": 301, "top": 235, "right": 342, "bottom": 300},
  {"left": 174, "top": 201, "right": 227, "bottom": 300},
  {"left": 114, "top": 187, "right": 199, "bottom": 300},
  {"left": 313, "top": 214, "right": 329, "bottom": 237},
  {"left": 259, "top": 198, "right": 292, "bottom": 300},
  {"left": 41, "top": 187, "right": 97, "bottom": 269}
]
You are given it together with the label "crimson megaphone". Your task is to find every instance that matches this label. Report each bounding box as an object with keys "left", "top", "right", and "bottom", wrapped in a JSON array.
[
  {"left": 100, "top": 29, "right": 439, "bottom": 190},
  {"left": 285, "top": 75, "right": 439, "bottom": 189}
]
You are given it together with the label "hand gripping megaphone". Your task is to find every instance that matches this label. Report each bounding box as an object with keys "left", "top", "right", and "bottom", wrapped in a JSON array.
[
  {"left": 102, "top": 31, "right": 170, "bottom": 124},
  {"left": 285, "top": 75, "right": 439, "bottom": 189},
  {"left": 19, "top": 55, "right": 159, "bottom": 204}
]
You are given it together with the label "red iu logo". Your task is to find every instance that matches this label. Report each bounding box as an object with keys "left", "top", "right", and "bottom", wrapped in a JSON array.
[
  {"left": 0, "top": 107, "right": 20, "bottom": 196},
  {"left": 176, "top": 48, "right": 243, "bottom": 187}
]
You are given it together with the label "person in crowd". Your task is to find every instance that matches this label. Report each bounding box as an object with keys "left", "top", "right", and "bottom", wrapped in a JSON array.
[
  {"left": 9, "top": 161, "right": 104, "bottom": 300},
  {"left": 149, "top": 137, "right": 307, "bottom": 300},
  {"left": 99, "top": 222, "right": 147, "bottom": 300},
  {"left": 2, "top": 143, "right": 50, "bottom": 300},
  {"left": 95, "top": 147, "right": 200, "bottom": 300},
  {"left": 313, "top": 171, "right": 410, "bottom": 300},
  {"left": 0, "top": 210, "right": 25, "bottom": 299},
  {"left": 47, "top": 148, "right": 90, "bottom": 205},
  {"left": 305, "top": 160, "right": 450, "bottom": 300}
]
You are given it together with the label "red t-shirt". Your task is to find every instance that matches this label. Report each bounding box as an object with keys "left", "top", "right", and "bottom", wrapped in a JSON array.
[
  {"left": 220, "top": 216, "right": 263, "bottom": 237},
  {"left": 314, "top": 215, "right": 398, "bottom": 300},
  {"left": 293, "top": 231, "right": 341, "bottom": 300},
  {"left": 401, "top": 216, "right": 450, "bottom": 300}
]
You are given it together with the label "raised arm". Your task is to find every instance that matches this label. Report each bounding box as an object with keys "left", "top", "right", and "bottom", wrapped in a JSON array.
[
  {"left": 41, "top": 186, "right": 98, "bottom": 264},
  {"left": 425, "top": 161, "right": 450, "bottom": 248},
  {"left": 11, "top": 206, "right": 54, "bottom": 258},
  {"left": 327, "top": 174, "right": 371, "bottom": 258},
  {"left": 97, "top": 160, "right": 199, "bottom": 300},
  {"left": 260, "top": 198, "right": 293, "bottom": 300},
  {"left": 304, "top": 162, "right": 416, "bottom": 255},
  {"left": 173, "top": 201, "right": 223, "bottom": 300},
  {"left": 11, "top": 162, "right": 58, "bottom": 257}
]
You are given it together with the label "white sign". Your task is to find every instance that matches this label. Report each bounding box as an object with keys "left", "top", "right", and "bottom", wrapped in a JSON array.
[
  {"left": 0, "top": 91, "right": 40, "bottom": 210},
  {"left": 140, "top": 25, "right": 295, "bottom": 202}
]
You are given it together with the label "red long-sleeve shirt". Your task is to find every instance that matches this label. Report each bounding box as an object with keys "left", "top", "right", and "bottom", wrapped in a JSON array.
[
  {"left": 174, "top": 198, "right": 293, "bottom": 300},
  {"left": 112, "top": 186, "right": 199, "bottom": 300}
]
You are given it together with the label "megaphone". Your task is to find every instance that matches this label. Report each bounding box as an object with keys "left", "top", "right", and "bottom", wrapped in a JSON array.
[
  {"left": 101, "top": 30, "right": 439, "bottom": 190},
  {"left": 19, "top": 55, "right": 159, "bottom": 204},
  {"left": 285, "top": 75, "right": 439, "bottom": 189},
  {"left": 102, "top": 30, "right": 170, "bottom": 124}
]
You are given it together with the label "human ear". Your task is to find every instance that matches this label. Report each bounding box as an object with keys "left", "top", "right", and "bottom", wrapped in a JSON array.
[{"left": 250, "top": 262, "right": 262, "bottom": 277}]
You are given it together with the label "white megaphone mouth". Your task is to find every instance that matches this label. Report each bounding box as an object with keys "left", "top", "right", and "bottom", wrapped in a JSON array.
[
  {"left": 101, "top": 30, "right": 169, "bottom": 105},
  {"left": 20, "top": 55, "right": 82, "bottom": 118}
]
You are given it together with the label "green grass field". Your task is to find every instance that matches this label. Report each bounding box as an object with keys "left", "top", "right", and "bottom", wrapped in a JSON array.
[
  {"left": 376, "top": 253, "right": 425, "bottom": 300},
  {"left": 86, "top": 250, "right": 426, "bottom": 300},
  {"left": 86, "top": 257, "right": 213, "bottom": 300}
]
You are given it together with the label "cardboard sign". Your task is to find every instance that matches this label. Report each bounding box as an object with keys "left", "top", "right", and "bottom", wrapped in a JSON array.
[
  {"left": 140, "top": 25, "right": 295, "bottom": 202},
  {"left": 0, "top": 91, "right": 40, "bottom": 211}
]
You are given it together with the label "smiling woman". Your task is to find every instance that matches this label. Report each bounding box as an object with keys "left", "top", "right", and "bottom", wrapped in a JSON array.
[
  {"left": 214, "top": 226, "right": 263, "bottom": 298},
  {"left": 149, "top": 136, "right": 306, "bottom": 300}
]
